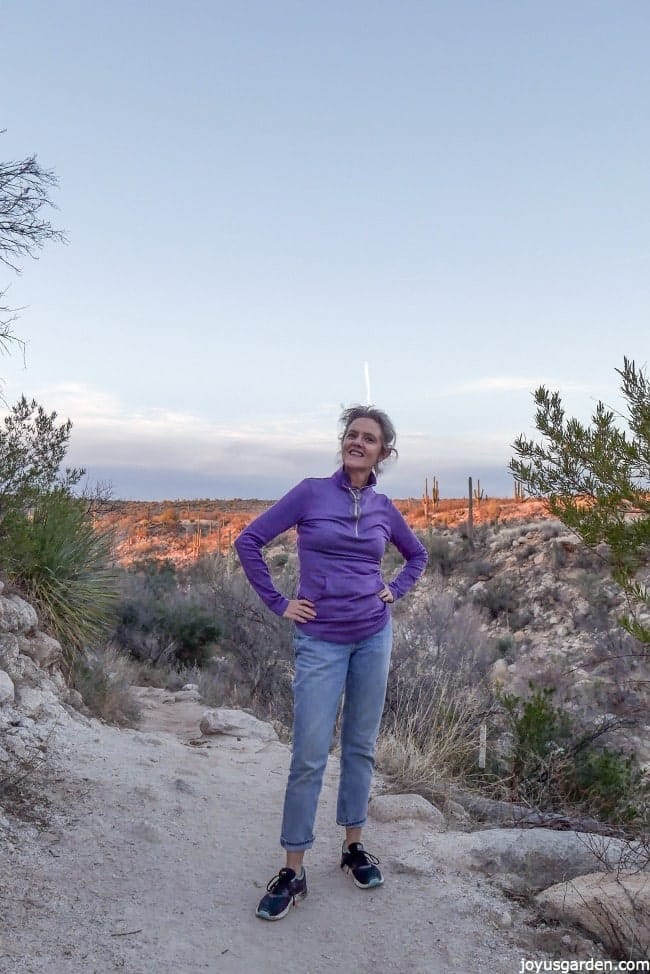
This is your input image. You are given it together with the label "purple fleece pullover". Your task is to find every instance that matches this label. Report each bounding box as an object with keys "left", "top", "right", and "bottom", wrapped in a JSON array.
[{"left": 234, "top": 467, "right": 428, "bottom": 644}]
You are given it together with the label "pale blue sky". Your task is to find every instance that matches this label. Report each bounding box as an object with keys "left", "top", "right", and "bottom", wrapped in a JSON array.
[{"left": 1, "top": 1, "right": 648, "bottom": 499}]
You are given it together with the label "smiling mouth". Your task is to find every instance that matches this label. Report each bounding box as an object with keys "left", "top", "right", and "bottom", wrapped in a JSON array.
[{"left": 348, "top": 449, "right": 365, "bottom": 457}]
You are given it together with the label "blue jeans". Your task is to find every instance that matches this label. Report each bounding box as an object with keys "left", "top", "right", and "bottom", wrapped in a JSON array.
[{"left": 280, "top": 619, "right": 393, "bottom": 851}]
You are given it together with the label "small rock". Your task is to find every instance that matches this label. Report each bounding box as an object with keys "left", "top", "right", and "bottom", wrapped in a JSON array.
[
  {"left": 61, "top": 688, "right": 85, "bottom": 710},
  {"left": 443, "top": 798, "right": 471, "bottom": 825},
  {"left": 199, "top": 708, "right": 278, "bottom": 741},
  {"left": 14, "top": 686, "right": 62, "bottom": 719},
  {"left": 181, "top": 683, "right": 199, "bottom": 691},
  {"left": 0, "top": 595, "right": 38, "bottom": 634},
  {"left": 0, "top": 669, "right": 15, "bottom": 706},
  {"left": 369, "top": 794, "right": 445, "bottom": 829},
  {"left": 175, "top": 689, "right": 201, "bottom": 702}
]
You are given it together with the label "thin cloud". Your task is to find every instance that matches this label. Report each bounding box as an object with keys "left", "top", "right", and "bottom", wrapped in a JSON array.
[
  {"left": 438, "top": 376, "right": 595, "bottom": 396},
  {"left": 1, "top": 381, "right": 521, "bottom": 498}
]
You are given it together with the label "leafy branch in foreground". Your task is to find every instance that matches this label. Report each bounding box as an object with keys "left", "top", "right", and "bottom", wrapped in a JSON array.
[
  {"left": 510, "top": 357, "right": 650, "bottom": 643},
  {"left": 0, "top": 133, "right": 66, "bottom": 345}
]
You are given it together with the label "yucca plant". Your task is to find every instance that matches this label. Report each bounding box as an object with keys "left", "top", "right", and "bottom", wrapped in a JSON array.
[{"left": 2, "top": 489, "right": 119, "bottom": 659}]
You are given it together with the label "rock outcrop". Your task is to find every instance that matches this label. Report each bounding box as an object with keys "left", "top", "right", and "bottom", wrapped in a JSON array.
[
  {"left": 536, "top": 871, "right": 650, "bottom": 960},
  {"left": 0, "top": 583, "right": 85, "bottom": 832}
]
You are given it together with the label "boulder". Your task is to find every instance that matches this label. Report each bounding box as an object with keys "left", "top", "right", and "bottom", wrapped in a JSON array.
[
  {"left": 199, "top": 708, "right": 278, "bottom": 741},
  {"left": 0, "top": 595, "right": 38, "bottom": 634},
  {"left": 369, "top": 793, "right": 445, "bottom": 830},
  {"left": 0, "top": 669, "right": 15, "bottom": 706},
  {"left": 18, "top": 631, "right": 63, "bottom": 669},
  {"left": 61, "top": 687, "right": 85, "bottom": 711},
  {"left": 14, "top": 686, "right": 63, "bottom": 719},
  {"left": 0, "top": 633, "right": 19, "bottom": 663},
  {"left": 452, "top": 828, "right": 623, "bottom": 892},
  {"left": 536, "top": 871, "right": 650, "bottom": 960}
]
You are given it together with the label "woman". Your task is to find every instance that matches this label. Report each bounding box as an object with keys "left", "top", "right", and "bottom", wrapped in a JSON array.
[{"left": 234, "top": 405, "right": 427, "bottom": 920}]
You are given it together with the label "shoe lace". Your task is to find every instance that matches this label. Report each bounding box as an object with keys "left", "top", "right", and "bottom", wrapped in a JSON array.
[
  {"left": 266, "top": 868, "right": 296, "bottom": 894},
  {"left": 347, "top": 846, "right": 380, "bottom": 868}
]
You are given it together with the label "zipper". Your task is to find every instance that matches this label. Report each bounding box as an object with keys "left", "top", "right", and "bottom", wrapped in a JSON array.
[{"left": 348, "top": 488, "right": 362, "bottom": 538}]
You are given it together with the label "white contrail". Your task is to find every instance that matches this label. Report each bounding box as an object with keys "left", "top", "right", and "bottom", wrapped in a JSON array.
[{"left": 364, "top": 361, "right": 371, "bottom": 405}]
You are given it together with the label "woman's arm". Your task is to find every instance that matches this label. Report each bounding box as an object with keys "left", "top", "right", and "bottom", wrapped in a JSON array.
[
  {"left": 233, "top": 479, "right": 312, "bottom": 616},
  {"left": 385, "top": 503, "right": 428, "bottom": 600}
]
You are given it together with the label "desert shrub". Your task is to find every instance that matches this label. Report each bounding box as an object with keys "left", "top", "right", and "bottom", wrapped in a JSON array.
[
  {"left": 114, "top": 588, "right": 220, "bottom": 668},
  {"left": 476, "top": 576, "right": 518, "bottom": 619},
  {"left": 378, "top": 666, "right": 487, "bottom": 792},
  {"left": 571, "top": 750, "right": 643, "bottom": 821},
  {"left": 112, "top": 555, "right": 296, "bottom": 724},
  {"left": 129, "top": 557, "right": 178, "bottom": 595},
  {"left": 548, "top": 539, "right": 567, "bottom": 571},
  {"left": 539, "top": 520, "right": 563, "bottom": 541},
  {"left": 464, "top": 558, "right": 493, "bottom": 580},
  {"left": 2, "top": 489, "right": 118, "bottom": 657},
  {"left": 494, "top": 634, "right": 516, "bottom": 660},
  {"left": 379, "top": 599, "right": 494, "bottom": 795},
  {"left": 71, "top": 645, "right": 141, "bottom": 727},
  {"left": 391, "top": 586, "right": 488, "bottom": 671},
  {"left": 158, "top": 507, "right": 179, "bottom": 524},
  {"left": 514, "top": 543, "right": 535, "bottom": 563},
  {"left": 423, "top": 534, "right": 453, "bottom": 576},
  {"left": 494, "top": 683, "right": 647, "bottom": 823},
  {"left": 184, "top": 555, "right": 295, "bottom": 726},
  {"left": 0, "top": 396, "right": 83, "bottom": 538}
]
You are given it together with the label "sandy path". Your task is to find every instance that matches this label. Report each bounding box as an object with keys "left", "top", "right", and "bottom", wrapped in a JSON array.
[{"left": 0, "top": 690, "right": 546, "bottom": 974}]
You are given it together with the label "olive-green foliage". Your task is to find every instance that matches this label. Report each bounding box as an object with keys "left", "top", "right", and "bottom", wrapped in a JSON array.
[
  {"left": 3, "top": 490, "right": 118, "bottom": 657},
  {"left": 572, "top": 750, "right": 641, "bottom": 821},
  {"left": 0, "top": 396, "right": 83, "bottom": 534},
  {"left": 497, "top": 684, "right": 646, "bottom": 823},
  {"left": 115, "top": 562, "right": 220, "bottom": 668},
  {"left": 499, "top": 686, "right": 572, "bottom": 783},
  {"left": 71, "top": 646, "right": 142, "bottom": 727},
  {"left": 511, "top": 357, "right": 650, "bottom": 643},
  {"left": 423, "top": 533, "right": 453, "bottom": 576}
]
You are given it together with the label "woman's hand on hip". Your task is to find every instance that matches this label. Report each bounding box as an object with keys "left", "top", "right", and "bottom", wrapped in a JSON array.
[
  {"left": 283, "top": 599, "right": 317, "bottom": 623},
  {"left": 378, "top": 586, "right": 394, "bottom": 603}
]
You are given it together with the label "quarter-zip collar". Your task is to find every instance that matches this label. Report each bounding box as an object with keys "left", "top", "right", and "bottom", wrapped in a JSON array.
[
  {"left": 332, "top": 467, "right": 378, "bottom": 491},
  {"left": 333, "top": 467, "right": 376, "bottom": 537}
]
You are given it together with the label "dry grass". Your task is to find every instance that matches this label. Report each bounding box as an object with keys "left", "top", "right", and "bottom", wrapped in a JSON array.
[
  {"left": 72, "top": 645, "right": 142, "bottom": 727},
  {"left": 377, "top": 667, "right": 487, "bottom": 795}
]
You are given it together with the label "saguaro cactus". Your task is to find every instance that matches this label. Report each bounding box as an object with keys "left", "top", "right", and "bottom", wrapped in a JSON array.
[
  {"left": 467, "top": 476, "right": 474, "bottom": 546},
  {"left": 423, "top": 475, "right": 440, "bottom": 522}
]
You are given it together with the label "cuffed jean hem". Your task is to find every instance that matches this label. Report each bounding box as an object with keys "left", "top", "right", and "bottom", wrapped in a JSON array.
[
  {"left": 336, "top": 817, "right": 366, "bottom": 828},
  {"left": 280, "top": 836, "right": 315, "bottom": 851}
]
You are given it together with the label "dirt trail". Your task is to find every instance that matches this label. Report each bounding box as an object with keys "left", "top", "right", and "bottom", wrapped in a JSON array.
[{"left": 1, "top": 690, "right": 547, "bottom": 974}]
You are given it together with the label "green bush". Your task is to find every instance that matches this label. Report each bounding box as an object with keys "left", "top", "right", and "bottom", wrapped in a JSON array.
[
  {"left": 2, "top": 490, "right": 118, "bottom": 657},
  {"left": 496, "top": 683, "right": 646, "bottom": 823},
  {"left": 571, "top": 749, "right": 644, "bottom": 822},
  {"left": 115, "top": 585, "right": 220, "bottom": 668},
  {"left": 424, "top": 534, "right": 453, "bottom": 576}
]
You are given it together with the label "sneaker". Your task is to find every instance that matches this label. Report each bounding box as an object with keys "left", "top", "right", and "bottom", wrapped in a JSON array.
[
  {"left": 255, "top": 867, "right": 307, "bottom": 921},
  {"left": 340, "top": 841, "right": 384, "bottom": 889}
]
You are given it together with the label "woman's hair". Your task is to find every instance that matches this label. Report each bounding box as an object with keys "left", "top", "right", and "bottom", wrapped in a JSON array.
[{"left": 338, "top": 404, "right": 398, "bottom": 476}]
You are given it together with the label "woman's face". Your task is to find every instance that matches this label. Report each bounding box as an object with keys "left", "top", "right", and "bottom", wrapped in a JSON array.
[{"left": 342, "top": 417, "right": 388, "bottom": 480}]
